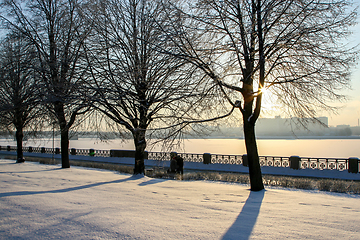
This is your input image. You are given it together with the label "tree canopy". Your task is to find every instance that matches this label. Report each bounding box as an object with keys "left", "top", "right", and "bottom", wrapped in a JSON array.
[{"left": 158, "top": 0, "right": 358, "bottom": 190}]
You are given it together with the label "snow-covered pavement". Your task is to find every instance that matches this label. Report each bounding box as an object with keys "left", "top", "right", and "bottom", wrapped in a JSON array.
[{"left": 1, "top": 159, "right": 359, "bottom": 239}]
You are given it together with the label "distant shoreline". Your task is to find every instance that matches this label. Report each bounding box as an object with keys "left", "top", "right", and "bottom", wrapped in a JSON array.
[
  {"left": 256, "top": 136, "right": 360, "bottom": 140},
  {"left": 1, "top": 136, "right": 360, "bottom": 141},
  {"left": 183, "top": 136, "right": 360, "bottom": 140}
]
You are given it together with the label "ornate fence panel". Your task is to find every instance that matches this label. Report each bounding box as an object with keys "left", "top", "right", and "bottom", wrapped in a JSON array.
[
  {"left": 94, "top": 150, "right": 110, "bottom": 157},
  {"left": 211, "top": 154, "right": 242, "bottom": 165},
  {"left": 148, "top": 152, "right": 204, "bottom": 163},
  {"left": 31, "top": 147, "right": 42, "bottom": 153},
  {"left": 260, "top": 156, "right": 290, "bottom": 168},
  {"left": 180, "top": 153, "right": 203, "bottom": 163},
  {"left": 148, "top": 152, "right": 170, "bottom": 161},
  {"left": 300, "top": 157, "right": 348, "bottom": 171},
  {"left": 76, "top": 149, "right": 90, "bottom": 156},
  {"left": 43, "top": 148, "right": 54, "bottom": 154}
]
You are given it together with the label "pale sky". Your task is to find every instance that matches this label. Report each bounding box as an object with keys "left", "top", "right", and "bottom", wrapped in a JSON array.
[
  {"left": 261, "top": 1, "right": 360, "bottom": 127},
  {"left": 1, "top": 1, "right": 359, "bottom": 127},
  {"left": 325, "top": 0, "right": 360, "bottom": 127}
]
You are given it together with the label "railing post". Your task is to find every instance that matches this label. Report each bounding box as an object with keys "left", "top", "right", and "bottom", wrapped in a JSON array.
[
  {"left": 28, "top": 146, "right": 33, "bottom": 153},
  {"left": 203, "top": 153, "right": 211, "bottom": 164},
  {"left": 41, "top": 147, "right": 46, "bottom": 153},
  {"left": 290, "top": 156, "right": 301, "bottom": 170},
  {"left": 7, "top": 145, "right": 11, "bottom": 151},
  {"left": 348, "top": 157, "right": 359, "bottom": 173},
  {"left": 110, "top": 150, "right": 115, "bottom": 157},
  {"left": 70, "top": 148, "right": 76, "bottom": 155},
  {"left": 89, "top": 149, "right": 95, "bottom": 157},
  {"left": 55, "top": 148, "right": 60, "bottom": 154},
  {"left": 242, "top": 154, "right": 248, "bottom": 167}
]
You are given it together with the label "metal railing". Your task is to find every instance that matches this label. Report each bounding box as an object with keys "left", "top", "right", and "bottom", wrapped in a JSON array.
[
  {"left": 260, "top": 156, "right": 290, "bottom": 168},
  {"left": 300, "top": 157, "right": 348, "bottom": 171},
  {"left": 1, "top": 145, "right": 358, "bottom": 173},
  {"left": 211, "top": 154, "right": 243, "bottom": 165},
  {"left": 148, "top": 151, "right": 357, "bottom": 172},
  {"left": 259, "top": 155, "right": 349, "bottom": 171}
]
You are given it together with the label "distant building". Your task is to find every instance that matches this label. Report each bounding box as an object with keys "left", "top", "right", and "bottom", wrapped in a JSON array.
[
  {"left": 331, "top": 125, "right": 352, "bottom": 136},
  {"left": 184, "top": 116, "right": 359, "bottom": 138},
  {"left": 351, "top": 126, "right": 360, "bottom": 136},
  {"left": 255, "top": 116, "right": 328, "bottom": 136}
]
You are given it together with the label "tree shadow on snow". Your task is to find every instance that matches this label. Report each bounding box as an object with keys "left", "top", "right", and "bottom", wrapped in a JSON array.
[
  {"left": 138, "top": 178, "right": 165, "bottom": 186},
  {"left": 221, "top": 190, "right": 265, "bottom": 240},
  {"left": 0, "top": 168, "right": 63, "bottom": 174},
  {"left": 0, "top": 175, "right": 139, "bottom": 198}
]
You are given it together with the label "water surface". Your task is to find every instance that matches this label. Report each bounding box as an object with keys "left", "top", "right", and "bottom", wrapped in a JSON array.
[{"left": 1, "top": 138, "right": 359, "bottom": 158}]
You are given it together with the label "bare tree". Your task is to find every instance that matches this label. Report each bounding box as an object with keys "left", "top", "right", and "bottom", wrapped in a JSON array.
[
  {"left": 160, "top": 0, "right": 358, "bottom": 190},
  {"left": 84, "top": 0, "right": 227, "bottom": 174},
  {"left": 0, "top": 33, "right": 43, "bottom": 162},
  {"left": 1, "top": 0, "right": 93, "bottom": 168}
]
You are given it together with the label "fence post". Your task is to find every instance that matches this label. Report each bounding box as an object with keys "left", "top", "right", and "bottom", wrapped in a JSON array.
[
  {"left": 203, "top": 153, "right": 211, "bottom": 164},
  {"left": 290, "top": 156, "right": 301, "bottom": 170},
  {"left": 70, "top": 148, "right": 76, "bottom": 155},
  {"left": 242, "top": 154, "right": 248, "bottom": 167},
  {"left": 89, "top": 149, "right": 95, "bottom": 157},
  {"left": 348, "top": 157, "right": 359, "bottom": 173}
]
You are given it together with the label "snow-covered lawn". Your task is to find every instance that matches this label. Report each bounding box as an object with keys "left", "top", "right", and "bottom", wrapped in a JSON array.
[{"left": 1, "top": 159, "right": 359, "bottom": 240}]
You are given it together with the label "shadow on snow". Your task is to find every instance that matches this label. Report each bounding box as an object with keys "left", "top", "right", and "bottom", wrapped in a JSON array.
[
  {"left": 0, "top": 175, "right": 143, "bottom": 198},
  {"left": 221, "top": 190, "right": 265, "bottom": 240},
  {"left": 0, "top": 168, "right": 64, "bottom": 174}
]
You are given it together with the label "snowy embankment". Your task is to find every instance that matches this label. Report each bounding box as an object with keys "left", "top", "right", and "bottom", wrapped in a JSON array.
[
  {"left": 1, "top": 150, "right": 360, "bottom": 181},
  {"left": 1, "top": 159, "right": 360, "bottom": 240}
]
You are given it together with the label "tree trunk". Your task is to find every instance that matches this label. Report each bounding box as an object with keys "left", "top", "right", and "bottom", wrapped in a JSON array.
[
  {"left": 133, "top": 129, "right": 146, "bottom": 174},
  {"left": 243, "top": 120, "right": 264, "bottom": 191},
  {"left": 54, "top": 101, "right": 70, "bottom": 168},
  {"left": 15, "top": 127, "right": 24, "bottom": 163},
  {"left": 60, "top": 126, "right": 70, "bottom": 168}
]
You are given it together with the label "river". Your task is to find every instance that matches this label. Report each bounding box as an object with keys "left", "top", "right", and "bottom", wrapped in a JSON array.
[{"left": 0, "top": 137, "right": 359, "bottom": 159}]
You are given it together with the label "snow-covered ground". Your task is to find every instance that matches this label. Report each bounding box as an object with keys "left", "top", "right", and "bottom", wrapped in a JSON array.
[{"left": 1, "top": 159, "right": 359, "bottom": 240}]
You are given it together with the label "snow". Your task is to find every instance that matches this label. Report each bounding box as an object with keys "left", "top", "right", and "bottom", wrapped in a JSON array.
[{"left": 1, "top": 159, "right": 360, "bottom": 239}]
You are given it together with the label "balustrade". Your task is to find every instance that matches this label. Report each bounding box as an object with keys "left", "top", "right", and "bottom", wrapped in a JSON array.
[{"left": 1, "top": 145, "right": 358, "bottom": 173}]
